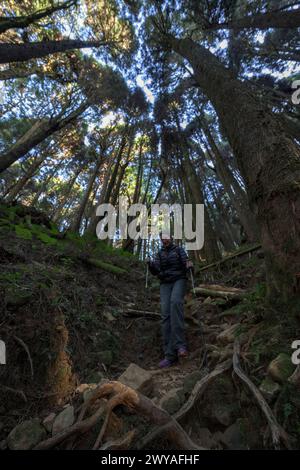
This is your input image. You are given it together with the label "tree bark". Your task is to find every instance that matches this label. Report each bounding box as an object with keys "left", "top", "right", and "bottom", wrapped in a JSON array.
[
  {"left": 206, "top": 9, "right": 300, "bottom": 31},
  {"left": 51, "top": 165, "right": 83, "bottom": 223},
  {"left": 5, "top": 153, "right": 48, "bottom": 203},
  {"left": 181, "top": 153, "right": 221, "bottom": 263},
  {"left": 69, "top": 157, "right": 103, "bottom": 233},
  {"left": 0, "top": 101, "right": 88, "bottom": 173},
  {"left": 0, "top": 0, "right": 77, "bottom": 34},
  {"left": 201, "top": 121, "right": 259, "bottom": 243},
  {"left": 168, "top": 35, "right": 300, "bottom": 299},
  {"left": 0, "top": 39, "right": 109, "bottom": 64}
]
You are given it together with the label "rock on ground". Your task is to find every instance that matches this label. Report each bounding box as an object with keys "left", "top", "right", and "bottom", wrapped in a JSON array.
[
  {"left": 267, "top": 353, "right": 295, "bottom": 384},
  {"left": 159, "top": 388, "right": 185, "bottom": 415},
  {"left": 118, "top": 363, "right": 153, "bottom": 396},
  {"left": 259, "top": 376, "right": 281, "bottom": 402},
  {"left": 52, "top": 405, "right": 74, "bottom": 435},
  {"left": 7, "top": 418, "right": 47, "bottom": 450},
  {"left": 42, "top": 412, "right": 56, "bottom": 433}
]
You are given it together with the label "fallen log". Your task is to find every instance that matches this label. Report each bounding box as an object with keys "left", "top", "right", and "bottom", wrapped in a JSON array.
[
  {"left": 198, "top": 243, "right": 261, "bottom": 272},
  {"left": 193, "top": 285, "right": 246, "bottom": 299}
]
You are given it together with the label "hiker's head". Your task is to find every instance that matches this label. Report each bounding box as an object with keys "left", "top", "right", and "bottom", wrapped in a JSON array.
[{"left": 160, "top": 232, "right": 172, "bottom": 247}]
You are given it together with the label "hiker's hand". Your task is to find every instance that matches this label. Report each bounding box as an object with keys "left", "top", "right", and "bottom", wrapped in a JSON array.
[{"left": 186, "top": 260, "right": 194, "bottom": 270}]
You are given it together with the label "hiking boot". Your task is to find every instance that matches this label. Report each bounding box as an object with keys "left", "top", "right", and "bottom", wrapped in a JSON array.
[
  {"left": 178, "top": 347, "right": 188, "bottom": 358},
  {"left": 159, "top": 358, "right": 177, "bottom": 368}
]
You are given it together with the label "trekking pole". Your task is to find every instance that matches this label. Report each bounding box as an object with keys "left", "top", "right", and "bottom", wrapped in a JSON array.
[
  {"left": 190, "top": 268, "right": 196, "bottom": 295},
  {"left": 145, "top": 261, "right": 149, "bottom": 289}
]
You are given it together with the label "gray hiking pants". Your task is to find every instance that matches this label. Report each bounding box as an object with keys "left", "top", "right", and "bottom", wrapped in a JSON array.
[{"left": 160, "top": 278, "right": 187, "bottom": 361}]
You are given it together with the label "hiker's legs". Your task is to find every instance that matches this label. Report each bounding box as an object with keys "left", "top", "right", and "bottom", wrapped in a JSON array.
[
  {"left": 160, "top": 283, "right": 177, "bottom": 361},
  {"left": 170, "top": 279, "right": 187, "bottom": 352}
]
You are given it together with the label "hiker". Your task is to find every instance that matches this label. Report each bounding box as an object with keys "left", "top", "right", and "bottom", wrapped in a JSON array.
[{"left": 147, "top": 233, "right": 194, "bottom": 368}]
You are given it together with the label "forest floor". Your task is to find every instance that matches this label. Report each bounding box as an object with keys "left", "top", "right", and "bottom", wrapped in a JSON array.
[{"left": 1, "top": 203, "right": 300, "bottom": 450}]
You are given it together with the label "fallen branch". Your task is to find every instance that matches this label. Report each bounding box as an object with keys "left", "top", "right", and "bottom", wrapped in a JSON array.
[
  {"left": 198, "top": 243, "right": 261, "bottom": 272},
  {"left": 233, "top": 339, "right": 291, "bottom": 450},
  {"left": 13, "top": 335, "right": 34, "bottom": 378},
  {"left": 122, "top": 309, "right": 161, "bottom": 319}
]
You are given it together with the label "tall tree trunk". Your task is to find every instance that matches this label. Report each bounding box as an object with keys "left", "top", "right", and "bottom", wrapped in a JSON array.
[
  {"left": 0, "top": 39, "right": 109, "bottom": 64},
  {"left": 205, "top": 9, "right": 300, "bottom": 31},
  {"left": 0, "top": 0, "right": 76, "bottom": 34},
  {"left": 30, "top": 161, "right": 63, "bottom": 206},
  {"left": 168, "top": 35, "right": 300, "bottom": 298},
  {"left": 123, "top": 139, "right": 144, "bottom": 252},
  {"left": 0, "top": 102, "right": 88, "bottom": 173},
  {"left": 181, "top": 154, "right": 221, "bottom": 263},
  {"left": 5, "top": 153, "right": 48, "bottom": 203},
  {"left": 87, "top": 132, "right": 129, "bottom": 235},
  {"left": 201, "top": 121, "right": 259, "bottom": 242},
  {"left": 69, "top": 157, "right": 102, "bottom": 233},
  {"left": 51, "top": 165, "right": 83, "bottom": 223}
]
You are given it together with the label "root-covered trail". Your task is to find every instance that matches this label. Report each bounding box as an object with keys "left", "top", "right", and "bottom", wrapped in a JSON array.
[{"left": 1, "top": 207, "right": 300, "bottom": 450}]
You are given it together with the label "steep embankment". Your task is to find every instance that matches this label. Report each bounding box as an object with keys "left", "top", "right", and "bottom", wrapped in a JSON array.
[{"left": 1, "top": 204, "right": 300, "bottom": 450}]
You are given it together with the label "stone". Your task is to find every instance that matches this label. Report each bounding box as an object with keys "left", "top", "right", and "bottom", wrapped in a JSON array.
[
  {"left": 197, "top": 428, "right": 217, "bottom": 449},
  {"left": 159, "top": 388, "right": 185, "bottom": 415},
  {"left": 0, "top": 439, "right": 7, "bottom": 450},
  {"left": 212, "top": 403, "right": 237, "bottom": 427},
  {"left": 103, "top": 311, "right": 116, "bottom": 322},
  {"left": 7, "top": 419, "right": 46, "bottom": 450},
  {"left": 220, "top": 421, "right": 247, "bottom": 450},
  {"left": 183, "top": 371, "right": 204, "bottom": 395},
  {"left": 52, "top": 405, "right": 74, "bottom": 435},
  {"left": 42, "top": 413, "right": 56, "bottom": 433},
  {"left": 217, "top": 324, "right": 240, "bottom": 344},
  {"left": 0, "top": 422, "right": 4, "bottom": 432},
  {"left": 86, "top": 371, "right": 105, "bottom": 384},
  {"left": 259, "top": 376, "right": 281, "bottom": 402},
  {"left": 267, "top": 353, "right": 295, "bottom": 384},
  {"left": 98, "top": 350, "right": 113, "bottom": 366},
  {"left": 118, "top": 363, "right": 153, "bottom": 396}
]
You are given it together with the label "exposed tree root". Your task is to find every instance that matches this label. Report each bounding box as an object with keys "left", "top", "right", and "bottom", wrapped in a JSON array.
[
  {"left": 13, "top": 335, "right": 34, "bottom": 378},
  {"left": 34, "top": 381, "right": 203, "bottom": 450},
  {"left": 288, "top": 364, "right": 300, "bottom": 386},
  {"left": 138, "top": 359, "right": 232, "bottom": 449},
  {"left": 0, "top": 384, "right": 27, "bottom": 403},
  {"left": 233, "top": 340, "right": 292, "bottom": 450},
  {"left": 34, "top": 403, "right": 106, "bottom": 450},
  {"left": 99, "top": 430, "right": 136, "bottom": 450}
]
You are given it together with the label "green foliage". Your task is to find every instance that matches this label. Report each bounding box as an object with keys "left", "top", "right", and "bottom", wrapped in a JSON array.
[
  {"left": 36, "top": 232, "right": 57, "bottom": 245},
  {"left": 15, "top": 225, "right": 33, "bottom": 240}
]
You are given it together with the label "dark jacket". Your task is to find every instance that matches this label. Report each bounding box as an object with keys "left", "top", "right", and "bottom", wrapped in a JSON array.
[{"left": 149, "top": 243, "right": 188, "bottom": 284}]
